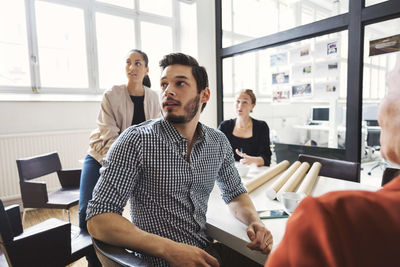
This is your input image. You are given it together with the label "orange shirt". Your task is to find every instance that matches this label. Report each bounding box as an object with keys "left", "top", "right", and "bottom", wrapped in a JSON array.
[{"left": 265, "top": 176, "right": 400, "bottom": 267}]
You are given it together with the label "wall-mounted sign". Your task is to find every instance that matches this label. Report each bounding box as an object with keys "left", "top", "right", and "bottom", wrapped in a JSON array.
[{"left": 370, "top": 34, "right": 400, "bottom": 56}]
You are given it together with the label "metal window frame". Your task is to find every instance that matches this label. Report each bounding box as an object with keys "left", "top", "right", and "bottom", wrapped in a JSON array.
[{"left": 215, "top": 0, "right": 400, "bottom": 163}]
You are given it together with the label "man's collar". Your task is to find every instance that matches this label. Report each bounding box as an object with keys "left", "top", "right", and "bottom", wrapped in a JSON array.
[{"left": 159, "top": 119, "right": 206, "bottom": 143}]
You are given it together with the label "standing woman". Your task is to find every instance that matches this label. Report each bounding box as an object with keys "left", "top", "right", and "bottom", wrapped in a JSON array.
[
  {"left": 218, "top": 89, "right": 272, "bottom": 166},
  {"left": 79, "top": 49, "right": 160, "bottom": 265}
]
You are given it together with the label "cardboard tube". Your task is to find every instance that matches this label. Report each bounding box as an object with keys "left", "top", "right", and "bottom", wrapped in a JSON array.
[
  {"left": 245, "top": 160, "right": 290, "bottom": 193},
  {"left": 276, "top": 162, "right": 310, "bottom": 201},
  {"left": 296, "top": 162, "right": 322, "bottom": 195},
  {"left": 265, "top": 161, "right": 301, "bottom": 200}
]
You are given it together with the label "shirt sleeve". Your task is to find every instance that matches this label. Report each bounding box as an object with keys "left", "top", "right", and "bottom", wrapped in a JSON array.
[
  {"left": 89, "top": 90, "right": 122, "bottom": 161},
  {"left": 216, "top": 133, "right": 247, "bottom": 204},
  {"left": 265, "top": 197, "right": 335, "bottom": 267},
  {"left": 86, "top": 127, "right": 142, "bottom": 220}
]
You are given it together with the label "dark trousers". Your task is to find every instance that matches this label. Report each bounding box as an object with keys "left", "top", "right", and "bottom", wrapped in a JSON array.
[{"left": 206, "top": 242, "right": 263, "bottom": 267}]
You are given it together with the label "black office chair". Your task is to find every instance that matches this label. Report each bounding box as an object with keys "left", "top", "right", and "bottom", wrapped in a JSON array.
[
  {"left": 298, "top": 154, "right": 360, "bottom": 182},
  {"left": 93, "top": 238, "right": 147, "bottom": 267},
  {"left": 381, "top": 167, "right": 400, "bottom": 186},
  {"left": 0, "top": 200, "right": 92, "bottom": 267},
  {"left": 16, "top": 152, "right": 81, "bottom": 222},
  {"left": 363, "top": 120, "right": 387, "bottom": 175}
]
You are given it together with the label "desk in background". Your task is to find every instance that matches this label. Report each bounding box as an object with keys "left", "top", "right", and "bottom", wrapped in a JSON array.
[
  {"left": 206, "top": 165, "right": 378, "bottom": 265},
  {"left": 293, "top": 124, "right": 346, "bottom": 148}
]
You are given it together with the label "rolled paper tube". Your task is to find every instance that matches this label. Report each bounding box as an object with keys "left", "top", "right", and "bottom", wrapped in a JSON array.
[
  {"left": 265, "top": 161, "right": 301, "bottom": 200},
  {"left": 245, "top": 160, "right": 290, "bottom": 193},
  {"left": 276, "top": 162, "right": 310, "bottom": 202},
  {"left": 296, "top": 162, "right": 322, "bottom": 196}
]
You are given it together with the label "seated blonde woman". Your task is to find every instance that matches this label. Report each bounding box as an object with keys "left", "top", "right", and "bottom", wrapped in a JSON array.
[{"left": 218, "top": 89, "right": 272, "bottom": 166}]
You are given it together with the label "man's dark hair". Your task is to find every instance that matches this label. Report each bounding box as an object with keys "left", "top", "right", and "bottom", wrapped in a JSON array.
[{"left": 159, "top": 53, "right": 209, "bottom": 111}]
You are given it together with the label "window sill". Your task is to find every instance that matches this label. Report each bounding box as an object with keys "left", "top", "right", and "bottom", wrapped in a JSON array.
[{"left": 0, "top": 93, "right": 102, "bottom": 102}]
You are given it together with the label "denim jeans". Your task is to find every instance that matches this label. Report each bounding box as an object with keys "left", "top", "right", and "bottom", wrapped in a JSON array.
[
  {"left": 79, "top": 154, "right": 102, "bottom": 266},
  {"left": 79, "top": 154, "right": 101, "bottom": 230}
]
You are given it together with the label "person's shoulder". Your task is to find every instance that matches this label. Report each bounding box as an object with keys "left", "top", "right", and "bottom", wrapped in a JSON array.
[
  {"left": 144, "top": 86, "right": 159, "bottom": 98},
  {"left": 252, "top": 118, "right": 267, "bottom": 126},
  {"left": 203, "top": 124, "right": 231, "bottom": 145},
  {"left": 120, "top": 118, "right": 161, "bottom": 140},
  {"left": 103, "top": 85, "right": 127, "bottom": 98},
  {"left": 218, "top": 118, "right": 235, "bottom": 129}
]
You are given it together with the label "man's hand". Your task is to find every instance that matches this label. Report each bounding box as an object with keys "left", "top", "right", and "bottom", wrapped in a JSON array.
[
  {"left": 246, "top": 221, "right": 273, "bottom": 254},
  {"left": 165, "top": 242, "right": 220, "bottom": 267}
]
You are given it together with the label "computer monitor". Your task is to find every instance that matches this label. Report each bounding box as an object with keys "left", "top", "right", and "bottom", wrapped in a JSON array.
[{"left": 311, "top": 106, "right": 330, "bottom": 123}]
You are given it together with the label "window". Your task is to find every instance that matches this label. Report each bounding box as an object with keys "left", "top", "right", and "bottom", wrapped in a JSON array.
[
  {"left": 141, "top": 22, "right": 173, "bottom": 88},
  {"left": 0, "top": 0, "right": 30, "bottom": 88},
  {"left": 96, "top": 12, "right": 135, "bottom": 90},
  {"left": 0, "top": 0, "right": 198, "bottom": 96},
  {"left": 35, "top": 1, "right": 88, "bottom": 89},
  {"left": 139, "top": 0, "right": 172, "bottom": 17}
]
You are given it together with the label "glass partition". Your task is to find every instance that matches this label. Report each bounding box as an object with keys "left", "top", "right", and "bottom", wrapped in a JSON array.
[
  {"left": 365, "top": 0, "right": 388, "bottom": 7},
  {"left": 222, "top": 30, "right": 348, "bottom": 164},
  {"left": 222, "top": 0, "right": 349, "bottom": 48},
  {"left": 362, "top": 18, "right": 400, "bottom": 177}
]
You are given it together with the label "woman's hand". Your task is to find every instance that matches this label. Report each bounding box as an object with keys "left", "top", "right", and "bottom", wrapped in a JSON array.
[{"left": 235, "top": 149, "right": 264, "bottom": 166}]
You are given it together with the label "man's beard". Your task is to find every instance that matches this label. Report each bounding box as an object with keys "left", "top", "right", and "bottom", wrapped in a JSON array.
[{"left": 164, "top": 94, "right": 200, "bottom": 124}]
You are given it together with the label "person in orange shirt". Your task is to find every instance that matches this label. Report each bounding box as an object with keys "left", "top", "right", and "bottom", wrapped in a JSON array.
[{"left": 265, "top": 58, "right": 400, "bottom": 267}]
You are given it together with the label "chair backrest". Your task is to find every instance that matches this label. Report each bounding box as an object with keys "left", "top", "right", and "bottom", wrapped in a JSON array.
[
  {"left": 298, "top": 154, "right": 360, "bottom": 182},
  {"left": 16, "top": 152, "right": 62, "bottom": 181},
  {"left": 382, "top": 167, "right": 400, "bottom": 186},
  {"left": 93, "top": 238, "right": 147, "bottom": 267},
  {"left": 0, "top": 200, "right": 13, "bottom": 244},
  {"left": 274, "top": 142, "right": 346, "bottom": 164}
]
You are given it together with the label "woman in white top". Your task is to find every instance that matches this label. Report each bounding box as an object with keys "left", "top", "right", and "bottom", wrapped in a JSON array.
[{"left": 79, "top": 49, "right": 160, "bottom": 266}]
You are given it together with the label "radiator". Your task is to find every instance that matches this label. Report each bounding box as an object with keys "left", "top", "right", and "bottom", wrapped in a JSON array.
[{"left": 0, "top": 130, "right": 91, "bottom": 201}]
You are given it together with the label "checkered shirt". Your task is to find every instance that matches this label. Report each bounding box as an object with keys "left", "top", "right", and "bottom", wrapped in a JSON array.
[{"left": 86, "top": 118, "right": 247, "bottom": 266}]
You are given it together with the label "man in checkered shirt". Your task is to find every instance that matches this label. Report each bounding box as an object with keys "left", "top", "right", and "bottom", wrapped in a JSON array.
[{"left": 87, "top": 53, "right": 272, "bottom": 267}]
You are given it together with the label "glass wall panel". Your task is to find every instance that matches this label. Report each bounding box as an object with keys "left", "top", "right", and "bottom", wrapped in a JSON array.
[
  {"left": 222, "top": 31, "right": 348, "bottom": 164},
  {"left": 365, "top": 0, "right": 388, "bottom": 7},
  {"left": 362, "top": 18, "right": 400, "bottom": 178},
  {"left": 222, "top": 0, "right": 349, "bottom": 48}
]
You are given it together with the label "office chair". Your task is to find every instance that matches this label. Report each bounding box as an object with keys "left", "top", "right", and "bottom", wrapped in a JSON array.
[
  {"left": 16, "top": 152, "right": 81, "bottom": 222},
  {"left": 381, "top": 167, "right": 400, "bottom": 186},
  {"left": 298, "top": 154, "right": 360, "bottom": 182},
  {"left": 93, "top": 238, "right": 147, "bottom": 267},
  {"left": 363, "top": 120, "right": 386, "bottom": 175},
  {"left": 0, "top": 200, "right": 92, "bottom": 267}
]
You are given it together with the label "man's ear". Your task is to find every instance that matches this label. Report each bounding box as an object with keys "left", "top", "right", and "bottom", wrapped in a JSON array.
[{"left": 201, "top": 87, "right": 210, "bottom": 103}]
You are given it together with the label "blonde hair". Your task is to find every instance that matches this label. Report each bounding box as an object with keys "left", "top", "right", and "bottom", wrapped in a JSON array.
[{"left": 237, "top": 89, "right": 256, "bottom": 105}]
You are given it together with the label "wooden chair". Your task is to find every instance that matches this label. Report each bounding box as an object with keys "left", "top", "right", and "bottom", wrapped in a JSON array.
[
  {"left": 16, "top": 152, "right": 81, "bottom": 222},
  {"left": 0, "top": 200, "right": 92, "bottom": 267},
  {"left": 381, "top": 167, "right": 400, "bottom": 186},
  {"left": 298, "top": 154, "right": 360, "bottom": 182},
  {"left": 93, "top": 238, "right": 147, "bottom": 267}
]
